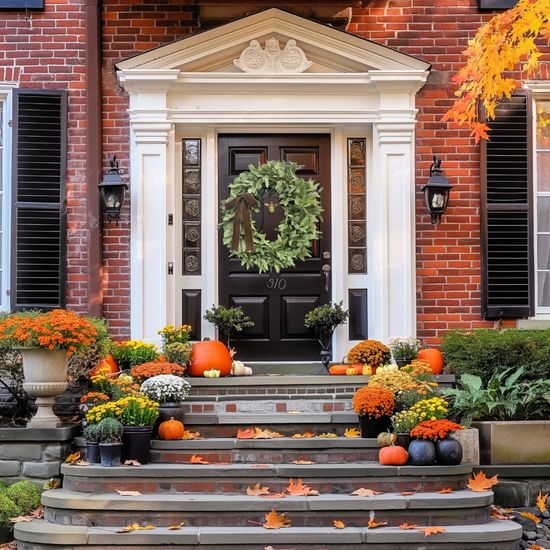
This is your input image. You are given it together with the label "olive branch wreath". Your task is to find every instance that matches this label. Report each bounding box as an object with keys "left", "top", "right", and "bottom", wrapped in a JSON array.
[{"left": 220, "top": 160, "right": 323, "bottom": 273}]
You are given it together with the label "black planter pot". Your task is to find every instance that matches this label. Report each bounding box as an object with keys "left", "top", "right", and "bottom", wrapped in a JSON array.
[
  {"left": 436, "top": 438, "right": 463, "bottom": 465},
  {"left": 122, "top": 426, "right": 153, "bottom": 464},
  {"left": 153, "top": 402, "right": 185, "bottom": 438},
  {"left": 408, "top": 439, "right": 436, "bottom": 466},
  {"left": 99, "top": 442, "right": 123, "bottom": 467},
  {"left": 86, "top": 441, "right": 101, "bottom": 464},
  {"left": 394, "top": 358, "right": 410, "bottom": 368},
  {"left": 395, "top": 433, "right": 411, "bottom": 451},
  {"left": 358, "top": 415, "right": 391, "bottom": 439}
]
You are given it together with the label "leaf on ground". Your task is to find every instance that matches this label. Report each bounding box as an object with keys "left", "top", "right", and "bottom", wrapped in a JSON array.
[
  {"left": 254, "top": 428, "right": 283, "bottom": 439},
  {"left": 215, "top": 462, "right": 233, "bottom": 465},
  {"left": 10, "top": 506, "right": 44, "bottom": 523},
  {"left": 537, "top": 491, "right": 548, "bottom": 513},
  {"left": 72, "top": 460, "right": 90, "bottom": 466},
  {"left": 263, "top": 509, "right": 291, "bottom": 529},
  {"left": 189, "top": 455, "right": 210, "bottom": 464},
  {"left": 318, "top": 433, "right": 337, "bottom": 438},
  {"left": 116, "top": 524, "right": 155, "bottom": 533},
  {"left": 531, "top": 544, "right": 543, "bottom": 550},
  {"left": 247, "top": 483, "right": 271, "bottom": 496},
  {"left": 0, "top": 542, "right": 17, "bottom": 550},
  {"left": 43, "top": 478, "right": 59, "bottom": 490},
  {"left": 292, "top": 432, "right": 315, "bottom": 438},
  {"left": 401, "top": 491, "right": 414, "bottom": 496},
  {"left": 64, "top": 452, "right": 81, "bottom": 464},
  {"left": 287, "top": 411, "right": 301, "bottom": 414},
  {"left": 260, "top": 493, "right": 286, "bottom": 499},
  {"left": 237, "top": 428, "right": 256, "bottom": 439},
  {"left": 251, "top": 464, "right": 270, "bottom": 468},
  {"left": 181, "top": 430, "right": 202, "bottom": 440},
  {"left": 398, "top": 523, "right": 418, "bottom": 530},
  {"left": 490, "top": 505, "right": 510, "bottom": 520},
  {"left": 334, "top": 520, "right": 345, "bottom": 529},
  {"left": 292, "top": 460, "right": 315, "bottom": 465},
  {"left": 285, "top": 478, "right": 319, "bottom": 496},
  {"left": 367, "top": 516, "right": 387, "bottom": 529},
  {"left": 116, "top": 490, "right": 142, "bottom": 496},
  {"left": 467, "top": 471, "right": 498, "bottom": 493},
  {"left": 167, "top": 523, "right": 184, "bottom": 530},
  {"left": 519, "top": 512, "right": 540, "bottom": 523},
  {"left": 437, "top": 488, "right": 453, "bottom": 494},
  {"left": 351, "top": 488, "right": 383, "bottom": 497},
  {"left": 123, "top": 460, "right": 141, "bottom": 467},
  {"left": 419, "top": 527, "right": 446, "bottom": 537},
  {"left": 344, "top": 428, "right": 360, "bottom": 438}
]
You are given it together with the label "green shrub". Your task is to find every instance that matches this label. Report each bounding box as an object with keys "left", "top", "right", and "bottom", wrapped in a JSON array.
[
  {"left": 5, "top": 481, "right": 41, "bottom": 514},
  {"left": 0, "top": 493, "right": 22, "bottom": 529},
  {"left": 441, "top": 328, "right": 550, "bottom": 383}
]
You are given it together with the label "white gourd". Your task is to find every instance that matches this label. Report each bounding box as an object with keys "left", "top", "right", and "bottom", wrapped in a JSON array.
[
  {"left": 244, "top": 366, "right": 253, "bottom": 376},
  {"left": 232, "top": 360, "right": 246, "bottom": 376}
]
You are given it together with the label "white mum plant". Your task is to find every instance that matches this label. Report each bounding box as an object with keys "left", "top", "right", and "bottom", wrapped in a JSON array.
[
  {"left": 140, "top": 374, "right": 191, "bottom": 404},
  {"left": 388, "top": 337, "right": 422, "bottom": 361}
]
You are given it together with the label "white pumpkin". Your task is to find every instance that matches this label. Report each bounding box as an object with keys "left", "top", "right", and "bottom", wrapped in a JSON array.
[{"left": 232, "top": 361, "right": 253, "bottom": 376}]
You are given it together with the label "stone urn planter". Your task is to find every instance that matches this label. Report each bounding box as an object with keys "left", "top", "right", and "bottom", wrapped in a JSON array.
[{"left": 20, "top": 348, "right": 68, "bottom": 428}]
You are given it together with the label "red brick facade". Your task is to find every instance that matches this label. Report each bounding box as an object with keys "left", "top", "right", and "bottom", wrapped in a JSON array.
[{"left": 1, "top": 0, "right": 542, "bottom": 342}]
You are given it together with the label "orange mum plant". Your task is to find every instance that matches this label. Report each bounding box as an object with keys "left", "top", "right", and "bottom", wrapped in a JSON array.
[
  {"left": 347, "top": 340, "right": 391, "bottom": 366},
  {"left": 410, "top": 419, "right": 464, "bottom": 441},
  {"left": 131, "top": 362, "right": 185, "bottom": 382},
  {"left": 0, "top": 310, "right": 98, "bottom": 354},
  {"left": 352, "top": 386, "right": 395, "bottom": 418}
]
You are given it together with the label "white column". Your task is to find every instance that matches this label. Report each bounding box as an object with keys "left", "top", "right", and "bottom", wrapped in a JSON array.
[{"left": 371, "top": 121, "right": 417, "bottom": 342}]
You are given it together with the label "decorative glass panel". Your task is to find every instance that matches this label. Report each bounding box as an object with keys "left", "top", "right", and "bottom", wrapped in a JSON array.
[
  {"left": 347, "top": 138, "right": 366, "bottom": 274},
  {"left": 182, "top": 139, "right": 201, "bottom": 275}
]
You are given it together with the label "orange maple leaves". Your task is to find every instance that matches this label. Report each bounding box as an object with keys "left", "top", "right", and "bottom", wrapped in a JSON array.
[
  {"left": 467, "top": 471, "right": 499, "bottom": 493},
  {"left": 263, "top": 509, "right": 291, "bottom": 529}
]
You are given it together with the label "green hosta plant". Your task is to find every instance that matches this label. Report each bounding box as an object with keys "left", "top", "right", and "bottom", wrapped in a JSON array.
[{"left": 444, "top": 367, "right": 550, "bottom": 424}]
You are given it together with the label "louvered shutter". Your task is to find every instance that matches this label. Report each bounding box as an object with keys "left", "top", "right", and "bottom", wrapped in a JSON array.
[
  {"left": 11, "top": 90, "right": 67, "bottom": 311},
  {"left": 480, "top": 90, "right": 534, "bottom": 319}
]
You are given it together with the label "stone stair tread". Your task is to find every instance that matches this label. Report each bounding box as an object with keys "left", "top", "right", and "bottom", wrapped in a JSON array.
[
  {"left": 15, "top": 519, "right": 522, "bottom": 546},
  {"left": 42, "top": 488, "right": 493, "bottom": 512}
]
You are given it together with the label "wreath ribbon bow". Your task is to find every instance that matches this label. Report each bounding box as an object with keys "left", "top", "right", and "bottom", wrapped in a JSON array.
[{"left": 224, "top": 193, "right": 259, "bottom": 252}]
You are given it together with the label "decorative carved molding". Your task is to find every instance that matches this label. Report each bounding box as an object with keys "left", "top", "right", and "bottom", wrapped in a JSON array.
[{"left": 234, "top": 38, "right": 313, "bottom": 74}]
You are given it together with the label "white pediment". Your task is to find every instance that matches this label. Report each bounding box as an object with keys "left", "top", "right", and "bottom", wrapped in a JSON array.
[{"left": 116, "top": 8, "right": 430, "bottom": 74}]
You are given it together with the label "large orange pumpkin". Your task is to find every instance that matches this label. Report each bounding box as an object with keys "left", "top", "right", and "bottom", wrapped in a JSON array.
[
  {"left": 89, "top": 355, "right": 118, "bottom": 376},
  {"left": 329, "top": 365, "right": 348, "bottom": 375},
  {"left": 158, "top": 417, "right": 184, "bottom": 440},
  {"left": 188, "top": 340, "right": 232, "bottom": 377},
  {"left": 418, "top": 348, "right": 444, "bottom": 375},
  {"left": 379, "top": 445, "right": 408, "bottom": 465}
]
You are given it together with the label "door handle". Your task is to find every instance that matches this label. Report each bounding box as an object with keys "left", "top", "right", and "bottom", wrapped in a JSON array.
[{"left": 322, "top": 264, "right": 331, "bottom": 292}]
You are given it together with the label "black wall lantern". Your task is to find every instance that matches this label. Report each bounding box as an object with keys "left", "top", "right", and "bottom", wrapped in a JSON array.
[
  {"left": 98, "top": 155, "right": 128, "bottom": 225},
  {"left": 421, "top": 155, "right": 453, "bottom": 225}
]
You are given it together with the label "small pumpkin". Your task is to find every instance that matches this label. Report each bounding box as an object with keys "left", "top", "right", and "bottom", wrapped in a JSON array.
[
  {"left": 329, "top": 365, "right": 348, "bottom": 375},
  {"left": 362, "top": 365, "right": 372, "bottom": 376},
  {"left": 89, "top": 355, "right": 118, "bottom": 377},
  {"left": 158, "top": 417, "right": 184, "bottom": 440},
  {"left": 188, "top": 340, "right": 232, "bottom": 377},
  {"left": 204, "top": 369, "right": 221, "bottom": 378},
  {"left": 346, "top": 367, "right": 358, "bottom": 376},
  {"left": 377, "top": 432, "right": 397, "bottom": 448},
  {"left": 379, "top": 444, "right": 408, "bottom": 465}
]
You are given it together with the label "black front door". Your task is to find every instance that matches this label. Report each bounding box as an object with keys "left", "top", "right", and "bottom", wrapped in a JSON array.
[{"left": 218, "top": 134, "right": 331, "bottom": 361}]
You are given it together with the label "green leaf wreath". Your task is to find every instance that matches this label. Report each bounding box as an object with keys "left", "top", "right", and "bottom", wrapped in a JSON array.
[{"left": 220, "top": 160, "right": 323, "bottom": 273}]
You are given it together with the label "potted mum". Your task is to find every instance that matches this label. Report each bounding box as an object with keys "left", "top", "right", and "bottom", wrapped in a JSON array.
[
  {"left": 390, "top": 410, "right": 420, "bottom": 451},
  {"left": 346, "top": 340, "right": 391, "bottom": 375},
  {"left": 0, "top": 310, "right": 98, "bottom": 428},
  {"left": 388, "top": 337, "right": 422, "bottom": 368},
  {"left": 97, "top": 417, "right": 124, "bottom": 467},
  {"left": 352, "top": 385, "right": 395, "bottom": 438}
]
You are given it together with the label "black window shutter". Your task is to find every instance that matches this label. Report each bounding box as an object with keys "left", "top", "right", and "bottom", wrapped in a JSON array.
[
  {"left": 480, "top": 90, "right": 534, "bottom": 319},
  {"left": 11, "top": 89, "right": 67, "bottom": 311}
]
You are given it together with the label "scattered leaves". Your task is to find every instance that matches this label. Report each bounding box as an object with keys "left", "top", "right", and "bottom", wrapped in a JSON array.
[
  {"left": 400, "top": 491, "right": 414, "bottom": 496},
  {"left": 531, "top": 545, "right": 543, "bottom": 550},
  {"left": 344, "top": 428, "right": 360, "bottom": 438},
  {"left": 237, "top": 428, "right": 256, "bottom": 439},
  {"left": 351, "top": 488, "right": 383, "bottom": 497},
  {"left": 467, "top": 471, "right": 498, "bottom": 493},
  {"left": 10, "top": 506, "right": 44, "bottom": 523},
  {"left": 419, "top": 527, "right": 446, "bottom": 537},
  {"left": 519, "top": 512, "right": 540, "bottom": 523},
  {"left": 70, "top": 460, "right": 90, "bottom": 467},
  {"left": 116, "top": 490, "right": 142, "bottom": 497},
  {"left": 123, "top": 460, "right": 141, "bottom": 467},
  {"left": 0, "top": 542, "right": 16, "bottom": 550},
  {"left": 292, "top": 432, "right": 315, "bottom": 438},
  {"left": 291, "top": 460, "right": 315, "bottom": 465},
  {"left": 215, "top": 462, "right": 233, "bottom": 465},
  {"left": 64, "top": 452, "right": 81, "bottom": 464},
  {"left": 285, "top": 478, "right": 319, "bottom": 496},
  {"left": 260, "top": 493, "right": 286, "bottom": 499},
  {"left": 43, "top": 478, "right": 59, "bottom": 490},
  {"left": 254, "top": 428, "right": 283, "bottom": 439},
  {"left": 116, "top": 524, "right": 155, "bottom": 533},
  {"left": 251, "top": 465, "right": 270, "bottom": 468},
  {"left": 318, "top": 433, "right": 337, "bottom": 438},
  {"left": 287, "top": 411, "right": 301, "bottom": 414},
  {"left": 334, "top": 520, "right": 345, "bottom": 529},
  {"left": 491, "top": 505, "right": 511, "bottom": 520},
  {"left": 437, "top": 488, "right": 453, "bottom": 494},
  {"left": 181, "top": 430, "right": 202, "bottom": 440},
  {"left": 263, "top": 509, "right": 291, "bottom": 529},
  {"left": 367, "top": 516, "right": 387, "bottom": 529},
  {"left": 247, "top": 483, "right": 271, "bottom": 496},
  {"left": 537, "top": 491, "right": 548, "bottom": 513},
  {"left": 189, "top": 455, "right": 210, "bottom": 465},
  {"left": 167, "top": 523, "right": 184, "bottom": 530},
  {"left": 398, "top": 523, "right": 419, "bottom": 530}
]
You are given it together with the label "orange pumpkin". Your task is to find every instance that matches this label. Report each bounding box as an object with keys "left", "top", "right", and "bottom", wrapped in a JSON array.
[
  {"left": 379, "top": 445, "right": 408, "bottom": 465},
  {"left": 89, "top": 355, "right": 118, "bottom": 376},
  {"left": 329, "top": 365, "right": 348, "bottom": 375},
  {"left": 188, "top": 340, "right": 232, "bottom": 377},
  {"left": 346, "top": 367, "right": 358, "bottom": 376},
  {"left": 158, "top": 417, "right": 184, "bottom": 440},
  {"left": 418, "top": 348, "right": 444, "bottom": 375}
]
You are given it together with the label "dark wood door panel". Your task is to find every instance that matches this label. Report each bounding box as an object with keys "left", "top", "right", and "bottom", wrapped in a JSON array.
[
  {"left": 230, "top": 296, "right": 269, "bottom": 340},
  {"left": 281, "top": 296, "right": 320, "bottom": 339}
]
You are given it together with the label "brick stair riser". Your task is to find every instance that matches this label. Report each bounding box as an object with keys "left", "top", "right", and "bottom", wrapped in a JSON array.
[
  {"left": 44, "top": 506, "right": 492, "bottom": 528},
  {"left": 183, "top": 401, "right": 353, "bottom": 414},
  {"left": 150, "top": 449, "right": 379, "bottom": 463},
  {"left": 63, "top": 475, "right": 471, "bottom": 494}
]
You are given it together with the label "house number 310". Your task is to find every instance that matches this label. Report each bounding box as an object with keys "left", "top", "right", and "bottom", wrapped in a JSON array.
[{"left": 267, "top": 278, "right": 287, "bottom": 290}]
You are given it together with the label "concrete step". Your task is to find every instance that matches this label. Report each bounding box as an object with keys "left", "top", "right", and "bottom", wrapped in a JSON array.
[
  {"left": 14, "top": 519, "right": 522, "bottom": 550},
  {"left": 60, "top": 463, "right": 474, "bottom": 494},
  {"left": 150, "top": 436, "right": 380, "bottom": 463},
  {"left": 42, "top": 489, "right": 493, "bottom": 527}
]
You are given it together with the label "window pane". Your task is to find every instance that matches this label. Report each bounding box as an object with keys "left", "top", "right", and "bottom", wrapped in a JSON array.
[
  {"left": 538, "top": 235, "right": 550, "bottom": 270},
  {"left": 539, "top": 272, "right": 550, "bottom": 307},
  {"left": 538, "top": 197, "right": 550, "bottom": 232},
  {"left": 537, "top": 152, "right": 550, "bottom": 192},
  {"left": 537, "top": 101, "right": 550, "bottom": 149}
]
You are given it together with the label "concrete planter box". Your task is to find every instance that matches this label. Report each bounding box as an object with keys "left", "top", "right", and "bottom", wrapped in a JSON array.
[{"left": 471, "top": 421, "right": 550, "bottom": 464}]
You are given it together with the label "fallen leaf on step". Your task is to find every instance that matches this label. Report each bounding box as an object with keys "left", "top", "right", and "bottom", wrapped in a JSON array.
[
  {"left": 287, "top": 411, "right": 301, "bottom": 414},
  {"left": 260, "top": 493, "right": 286, "bottom": 499},
  {"left": 10, "top": 506, "right": 44, "bottom": 523},
  {"left": 531, "top": 544, "right": 543, "bottom": 550},
  {"left": 401, "top": 492, "right": 414, "bottom": 495},
  {"left": 0, "top": 541, "right": 17, "bottom": 550},
  {"left": 285, "top": 478, "right": 319, "bottom": 496},
  {"left": 437, "top": 488, "right": 453, "bottom": 493},
  {"left": 351, "top": 488, "right": 383, "bottom": 497},
  {"left": 43, "top": 479, "right": 59, "bottom": 490},
  {"left": 367, "top": 516, "right": 387, "bottom": 529},
  {"left": 189, "top": 455, "right": 210, "bottom": 464},
  {"left": 181, "top": 430, "right": 202, "bottom": 440},
  {"left": 519, "top": 512, "right": 540, "bottom": 523},
  {"left": 251, "top": 464, "right": 270, "bottom": 468},
  {"left": 419, "top": 527, "right": 446, "bottom": 537},
  {"left": 263, "top": 509, "right": 291, "bottom": 529},
  {"left": 344, "top": 428, "right": 360, "bottom": 438},
  {"left": 116, "top": 490, "right": 142, "bottom": 496},
  {"left": 467, "top": 471, "right": 498, "bottom": 493},
  {"left": 254, "top": 428, "right": 283, "bottom": 439},
  {"left": 167, "top": 523, "right": 184, "bottom": 530},
  {"left": 69, "top": 460, "right": 90, "bottom": 466},
  {"left": 247, "top": 483, "right": 271, "bottom": 496},
  {"left": 334, "top": 520, "right": 345, "bottom": 529},
  {"left": 490, "top": 505, "right": 511, "bottom": 520},
  {"left": 215, "top": 462, "right": 232, "bottom": 465},
  {"left": 398, "top": 523, "right": 418, "bottom": 530},
  {"left": 116, "top": 524, "right": 155, "bottom": 533},
  {"left": 537, "top": 491, "right": 548, "bottom": 513},
  {"left": 64, "top": 452, "right": 81, "bottom": 464},
  {"left": 318, "top": 433, "right": 337, "bottom": 438},
  {"left": 237, "top": 428, "right": 256, "bottom": 439},
  {"left": 292, "top": 460, "right": 315, "bottom": 465},
  {"left": 123, "top": 460, "right": 141, "bottom": 467},
  {"left": 292, "top": 432, "right": 315, "bottom": 438}
]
